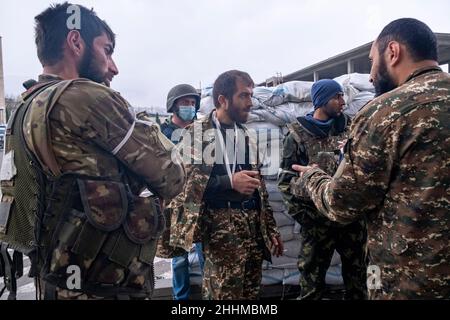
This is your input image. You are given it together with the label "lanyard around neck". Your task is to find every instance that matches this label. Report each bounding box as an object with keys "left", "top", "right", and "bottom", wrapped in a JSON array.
[{"left": 212, "top": 111, "right": 238, "bottom": 189}]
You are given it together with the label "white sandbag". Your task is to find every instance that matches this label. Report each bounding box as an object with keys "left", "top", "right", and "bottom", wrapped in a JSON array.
[
  {"left": 273, "top": 211, "right": 295, "bottom": 228},
  {"left": 199, "top": 96, "right": 214, "bottom": 116},
  {"left": 278, "top": 225, "right": 295, "bottom": 242},
  {"left": 276, "top": 81, "right": 313, "bottom": 102},
  {"left": 201, "top": 84, "right": 214, "bottom": 98},
  {"left": 341, "top": 84, "right": 360, "bottom": 104},
  {"left": 325, "top": 265, "right": 344, "bottom": 286},
  {"left": 262, "top": 173, "right": 279, "bottom": 181},
  {"left": 264, "top": 180, "right": 281, "bottom": 192},
  {"left": 334, "top": 73, "right": 375, "bottom": 93},
  {"left": 267, "top": 190, "right": 283, "bottom": 202},
  {"left": 283, "top": 268, "right": 301, "bottom": 286},
  {"left": 275, "top": 102, "right": 314, "bottom": 118},
  {"left": 270, "top": 201, "right": 287, "bottom": 213},
  {"left": 294, "top": 221, "right": 302, "bottom": 234},
  {"left": 270, "top": 255, "right": 298, "bottom": 269},
  {"left": 262, "top": 268, "right": 284, "bottom": 285},
  {"left": 283, "top": 239, "right": 302, "bottom": 259},
  {"left": 251, "top": 109, "right": 289, "bottom": 127},
  {"left": 253, "top": 86, "right": 275, "bottom": 102},
  {"left": 250, "top": 102, "right": 314, "bottom": 127},
  {"left": 344, "top": 96, "right": 372, "bottom": 117},
  {"left": 246, "top": 112, "right": 266, "bottom": 123},
  {"left": 244, "top": 121, "right": 280, "bottom": 132}
]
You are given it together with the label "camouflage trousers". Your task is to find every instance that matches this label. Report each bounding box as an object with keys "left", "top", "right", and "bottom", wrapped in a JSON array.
[
  {"left": 202, "top": 208, "right": 264, "bottom": 300},
  {"left": 298, "top": 217, "right": 368, "bottom": 300}
]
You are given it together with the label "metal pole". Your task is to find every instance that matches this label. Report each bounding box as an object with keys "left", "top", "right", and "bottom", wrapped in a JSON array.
[{"left": 0, "top": 36, "right": 6, "bottom": 123}]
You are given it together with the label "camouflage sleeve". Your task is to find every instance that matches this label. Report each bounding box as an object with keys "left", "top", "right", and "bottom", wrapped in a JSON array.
[
  {"left": 58, "top": 85, "right": 185, "bottom": 201},
  {"left": 277, "top": 133, "right": 314, "bottom": 223},
  {"left": 298, "top": 110, "right": 395, "bottom": 224}
]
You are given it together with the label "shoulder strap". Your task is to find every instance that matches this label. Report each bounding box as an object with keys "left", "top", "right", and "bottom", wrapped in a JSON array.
[
  {"left": 24, "top": 80, "right": 75, "bottom": 177},
  {"left": 287, "top": 121, "right": 311, "bottom": 145}
]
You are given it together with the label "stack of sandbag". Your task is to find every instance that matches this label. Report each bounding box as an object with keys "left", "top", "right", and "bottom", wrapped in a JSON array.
[
  {"left": 198, "top": 84, "right": 214, "bottom": 117},
  {"left": 248, "top": 81, "right": 315, "bottom": 127},
  {"left": 198, "top": 74, "right": 374, "bottom": 124},
  {"left": 333, "top": 73, "right": 375, "bottom": 117}
]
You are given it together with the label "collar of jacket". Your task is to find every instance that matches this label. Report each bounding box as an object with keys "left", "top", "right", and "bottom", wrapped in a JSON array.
[
  {"left": 179, "top": 110, "right": 259, "bottom": 201},
  {"left": 404, "top": 66, "right": 442, "bottom": 84},
  {"left": 297, "top": 113, "right": 349, "bottom": 139},
  {"left": 21, "top": 74, "right": 63, "bottom": 101}
]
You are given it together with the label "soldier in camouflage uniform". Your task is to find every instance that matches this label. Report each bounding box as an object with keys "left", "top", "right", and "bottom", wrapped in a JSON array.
[
  {"left": 0, "top": 3, "right": 185, "bottom": 300},
  {"left": 278, "top": 79, "right": 368, "bottom": 300},
  {"left": 156, "top": 84, "right": 205, "bottom": 300},
  {"left": 292, "top": 18, "right": 449, "bottom": 299},
  {"left": 168, "top": 70, "right": 283, "bottom": 300}
]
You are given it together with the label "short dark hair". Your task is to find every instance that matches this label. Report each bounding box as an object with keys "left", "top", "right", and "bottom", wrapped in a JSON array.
[
  {"left": 213, "top": 70, "right": 254, "bottom": 108},
  {"left": 376, "top": 18, "right": 437, "bottom": 62},
  {"left": 34, "top": 2, "right": 115, "bottom": 66}
]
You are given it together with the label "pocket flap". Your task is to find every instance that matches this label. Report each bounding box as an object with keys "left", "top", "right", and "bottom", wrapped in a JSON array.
[
  {"left": 123, "top": 196, "right": 165, "bottom": 245},
  {"left": 78, "top": 179, "right": 127, "bottom": 232}
]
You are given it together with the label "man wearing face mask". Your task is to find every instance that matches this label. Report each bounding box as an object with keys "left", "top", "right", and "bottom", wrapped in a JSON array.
[
  {"left": 157, "top": 84, "right": 205, "bottom": 300},
  {"left": 160, "top": 84, "right": 200, "bottom": 144},
  {"left": 168, "top": 70, "right": 283, "bottom": 300},
  {"left": 278, "top": 79, "right": 368, "bottom": 300}
]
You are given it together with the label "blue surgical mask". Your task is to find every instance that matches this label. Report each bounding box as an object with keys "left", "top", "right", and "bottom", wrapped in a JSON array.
[{"left": 177, "top": 105, "right": 197, "bottom": 122}]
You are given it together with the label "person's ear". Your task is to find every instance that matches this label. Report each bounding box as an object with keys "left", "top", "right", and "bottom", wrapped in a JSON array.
[
  {"left": 386, "top": 40, "right": 402, "bottom": 68},
  {"left": 218, "top": 95, "right": 228, "bottom": 109},
  {"left": 66, "top": 30, "right": 84, "bottom": 58}
]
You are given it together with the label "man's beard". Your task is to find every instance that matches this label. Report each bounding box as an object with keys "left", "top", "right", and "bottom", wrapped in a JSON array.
[
  {"left": 227, "top": 102, "right": 249, "bottom": 124},
  {"left": 373, "top": 58, "right": 397, "bottom": 97},
  {"left": 78, "top": 45, "right": 106, "bottom": 84},
  {"left": 323, "top": 105, "right": 341, "bottom": 119}
]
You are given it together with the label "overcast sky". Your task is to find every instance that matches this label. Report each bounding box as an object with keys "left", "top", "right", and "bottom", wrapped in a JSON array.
[{"left": 1, "top": 0, "right": 449, "bottom": 111}]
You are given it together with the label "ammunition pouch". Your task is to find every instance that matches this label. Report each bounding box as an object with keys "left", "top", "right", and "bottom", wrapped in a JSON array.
[{"left": 40, "top": 177, "right": 164, "bottom": 299}]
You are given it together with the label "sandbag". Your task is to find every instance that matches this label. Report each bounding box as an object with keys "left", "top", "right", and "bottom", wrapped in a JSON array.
[
  {"left": 273, "top": 211, "right": 295, "bottom": 228},
  {"left": 261, "top": 268, "right": 284, "bottom": 285},
  {"left": 334, "top": 73, "right": 375, "bottom": 93},
  {"left": 282, "top": 239, "right": 302, "bottom": 259}
]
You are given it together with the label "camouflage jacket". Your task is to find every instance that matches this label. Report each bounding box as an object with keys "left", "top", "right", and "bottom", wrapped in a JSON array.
[
  {"left": 168, "top": 111, "right": 279, "bottom": 256},
  {"left": 15, "top": 75, "right": 185, "bottom": 296},
  {"left": 278, "top": 114, "right": 351, "bottom": 227},
  {"left": 295, "top": 66, "right": 450, "bottom": 299},
  {"left": 23, "top": 75, "right": 185, "bottom": 199}
]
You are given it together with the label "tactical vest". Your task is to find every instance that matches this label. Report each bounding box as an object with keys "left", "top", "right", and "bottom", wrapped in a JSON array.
[
  {"left": 0, "top": 80, "right": 164, "bottom": 299},
  {"left": 286, "top": 120, "right": 348, "bottom": 226},
  {"left": 287, "top": 121, "right": 346, "bottom": 175}
]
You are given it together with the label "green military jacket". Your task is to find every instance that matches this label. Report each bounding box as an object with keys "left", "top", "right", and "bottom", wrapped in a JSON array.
[
  {"left": 296, "top": 66, "right": 450, "bottom": 299},
  {"left": 167, "top": 111, "right": 279, "bottom": 257},
  {"left": 1, "top": 75, "right": 185, "bottom": 297},
  {"left": 278, "top": 113, "right": 351, "bottom": 226}
]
